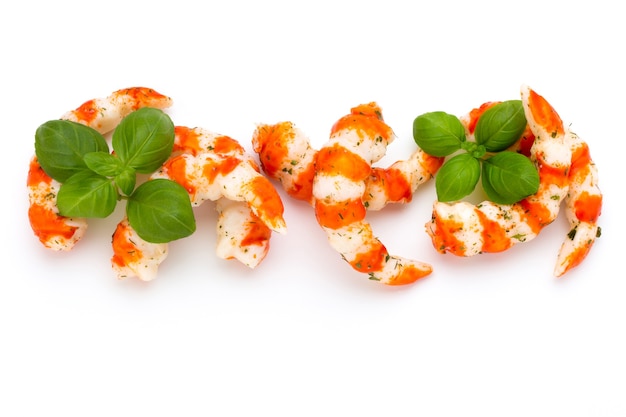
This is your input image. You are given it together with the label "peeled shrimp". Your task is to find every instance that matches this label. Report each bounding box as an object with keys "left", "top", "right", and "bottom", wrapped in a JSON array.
[
  {"left": 172, "top": 125, "right": 281, "bottom": 267},
  {"left": 554, "top": 131, "right": 602, "bottom": 276},
  {"left": 111, "top": 125, "right": 286, "bottom": 280},
  {"left": 426, "top": 85, "right": 602, "bottom": 276},
  {"left": 159, "top": 126, "right": 286, "bottom": 234},
  {"left": 27, "top": 87, "right": 173, "bottom": 251},
  {"left": 253, "top": 103, "right": 442, "bottom": 285}
]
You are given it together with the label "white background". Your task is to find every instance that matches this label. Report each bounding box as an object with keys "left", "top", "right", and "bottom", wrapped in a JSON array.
[{"left": 2, "top": 1, "right": 624, "bottom": 416}]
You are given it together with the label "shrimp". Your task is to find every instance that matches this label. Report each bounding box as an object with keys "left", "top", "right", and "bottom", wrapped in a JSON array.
[
  {"left": 27, "top": 87, "right": 173, "bottom": 251},
  {"left": 171, "top": 125, "right": 282, "bottom": 267},
  {"left": 156, "top": 126, "right": 286, "bottom": 234},
  {"left": 253, "top": 104, "right": 438, "bottom": 285},
  {"left": 110, "top": 125, "right": 286, "bottom": 280},
  {"left": 425, "top": 85, "right": 602, "bottom": 276},
  {"left": 60, "top": 87, "right": 174, "bottom": 133},
  {"left": 315, "top": 103, "right": 436, "bottom": 284},
  {"left": 554, "top": 132, "right": 602, "bottom": 276}
]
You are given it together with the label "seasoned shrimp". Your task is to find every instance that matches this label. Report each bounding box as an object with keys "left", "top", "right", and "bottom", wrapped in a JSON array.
[
  {"left": 426, "top": 85, "right": 601, "bottom": 276},
  {"left": 61, "top": 87, "right": 173, "bottom": 133},
  {"left": 27, "top": 87, "right": 173, "bottom": 251},
  {"left": 314, "top": 103, "right": 433, "bottom": 284},
  {"left": 110, "top": 125, "right": 287, "bottom": 280},
  {"left": 156, "top": 126, "right": 286, "bottom": 234},
  {"left": 554, "top": 132, "right": 602, "bottom": 276},
  {"left": 173, "top": 125, "right": 280, "bottom": 267},
  {"left": 252, "top": 105, "right": 442, "bottom": 285}
]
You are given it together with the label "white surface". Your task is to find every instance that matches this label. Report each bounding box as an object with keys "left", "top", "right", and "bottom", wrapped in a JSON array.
[{"left": 2, "top": 1, "right": 624, "bottom": 416}]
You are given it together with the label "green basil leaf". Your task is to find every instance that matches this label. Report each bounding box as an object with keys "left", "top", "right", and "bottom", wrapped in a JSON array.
[
  {"left": 413, "top": 111, "right": 464, "bottom": 157},
  {"left": 83, "top": 152, "right": 124, "bottom": 177},
  {"left": 112, "top": 107, "right": 175, "bottom": 173},
  {"left": 57, "top": 171, "right": 118, "bottom": 218},
  {"left": 35, "top": 120, "right": 109, "bottom": 182},
  {"left": 482, "top": 152, "right": 540, "bottom": 204},
  {"left": 127, "top": 179, "right": 196, "bottom": 243},
  {"left": 435, "top": 153, "right": 480, "bottom": 202},
  {"left": 475, "top": 100, "right": 527, "bottom": 152},
  {"left": 115, "top": 167, "right": 136, "bottom": 196}
]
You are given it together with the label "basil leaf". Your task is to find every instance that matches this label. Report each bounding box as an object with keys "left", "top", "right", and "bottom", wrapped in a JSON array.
[
  {"left": 57, "top": 171, "right": 118, "bottom": 218},
  {"left": 115, "top": 167, "right": 136, "bottom": 196},
  {"left": 482, "top": 152, "right": 540, "bottom": 204},
  {"left": 127, "top": 179, "right": 196, "bottom": 243},
  {"left": 84, "top": 152, "right": 124, "bottom": 177},
  {"left": 112, "top": 107, "right": 175, "bottom": 174},
  {"left": 475, "top": 100, "right": 527, "bottom": 152},
  {"left": 35, "top": 120, "right": 109, "bottom": 182},
  {"left": 413, "top": 111, "right": 464, "bottom": 157},
  {"left": 435, "top": 153, "right": 480, "bottom": 202}
]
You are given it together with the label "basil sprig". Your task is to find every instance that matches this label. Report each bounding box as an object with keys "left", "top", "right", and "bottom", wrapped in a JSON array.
[
  {"left": 413, "top": 100, "right": 539, "bottom": 204},
  {"left": 34, "top": 107, "right": 196, "bottom": 243}
]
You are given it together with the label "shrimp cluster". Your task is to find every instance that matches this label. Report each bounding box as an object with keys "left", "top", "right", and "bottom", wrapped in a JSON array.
[
  {"left": 426, "top": 85, "right": 602, "bottom": 276},
  {"left": 29, "top": 85, "right": 601, "bottom": 284},
  {"left": 28, "top": 87, "right": 287, "bottom": 281},
  {"left": 252, "top": 103, "right": 444, "bottom": 285}
]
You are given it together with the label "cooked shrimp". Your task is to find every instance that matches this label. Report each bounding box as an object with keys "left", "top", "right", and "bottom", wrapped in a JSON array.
[
  {"left": 313, "top": 103, "right": 433, "bottom": 285},
  {"left": 156, "top": 126, "right": 286, "bottom": 234},
  {"left": 252, "top": 106, "right": 442, "bottom": 284},
  {"left": 174, "top": 126, "right": 279, "bottom": 266},
  {"left": 110, "top": 125, "right": 287, "bottom": 280},
  {"left": 28, "top": 87, "right": 173, "bottom": 251},
  {"left": 61, "top": 87, "right": 173, "bottom": 133},
  {"left": 554, "top": 132, "right": 602, "bottom": 276},
  {"left": 426, "top": 85, "right": 601, "bottom": 276}
]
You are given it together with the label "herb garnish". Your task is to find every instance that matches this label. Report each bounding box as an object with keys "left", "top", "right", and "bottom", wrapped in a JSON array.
[
  {"left": 34, "top": 107, "right": 196, "bottom": 243},
  {"left": 413, "top": 100, "right": 539, "bottom": 204}
]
